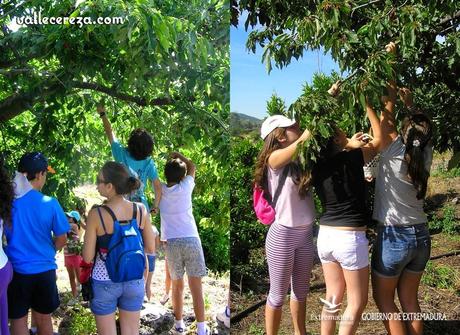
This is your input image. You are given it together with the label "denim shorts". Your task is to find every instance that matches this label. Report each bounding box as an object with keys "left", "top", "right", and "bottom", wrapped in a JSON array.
[
  {"left": 147, "top": 254, "right": 156, "bottom": 273},
  {"left": 372, "top": 224, "right": 431, "bottom": 278},
  {"left": 90, "top": 278, "right": 144, "bottom": 315},
  {"left": 165, "top": 237, "right": 207, "bottom": 280}
]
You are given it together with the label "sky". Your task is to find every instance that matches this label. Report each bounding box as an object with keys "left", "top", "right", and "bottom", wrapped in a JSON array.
[{"left": 231, "top": 16, "right": 341, "bottom": 120}]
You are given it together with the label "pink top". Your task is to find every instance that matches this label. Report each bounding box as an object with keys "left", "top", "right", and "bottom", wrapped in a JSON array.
[{"left": 267, "top": 166, "right": 316, "bottom": 227}]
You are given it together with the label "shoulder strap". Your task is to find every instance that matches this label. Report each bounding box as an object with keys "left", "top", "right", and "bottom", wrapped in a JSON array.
[
  {"left": 271, "top": 165, "right": 290, "bottom": 207},
  {"left": 132, "top": 202, "right": 138, "bottom": 220},
  {"left": 96, "top": 207, "right": 107, "bottom": 234},
  {"left": 101, "top": 205, "right": 117, "bottom": 223}
]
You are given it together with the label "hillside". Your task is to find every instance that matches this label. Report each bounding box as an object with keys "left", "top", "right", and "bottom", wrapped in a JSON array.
[{"left": 230, "top": 113, "right": 262, "bottom": 136}]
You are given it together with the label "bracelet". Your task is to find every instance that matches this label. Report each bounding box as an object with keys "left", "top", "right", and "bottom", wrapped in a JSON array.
[{"left": 99, "top": 112, "right": 106, "bottom": 117}]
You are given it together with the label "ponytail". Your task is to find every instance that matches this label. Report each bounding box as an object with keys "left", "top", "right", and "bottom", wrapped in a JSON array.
[
  {"left": 101, "top": 162, "right": 141, "bottom": 195},
  {"left": 401, "top": 114, "right": 433, "bottom": 200}
]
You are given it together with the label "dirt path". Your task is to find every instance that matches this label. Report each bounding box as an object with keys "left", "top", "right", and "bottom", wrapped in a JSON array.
[{"left": 54, "top": 251, "right": 229, "bottom": 334}]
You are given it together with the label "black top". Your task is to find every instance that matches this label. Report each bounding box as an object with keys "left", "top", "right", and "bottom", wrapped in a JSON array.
[{"left": 312, "top": 149, "right": 369, "bottom": 227}]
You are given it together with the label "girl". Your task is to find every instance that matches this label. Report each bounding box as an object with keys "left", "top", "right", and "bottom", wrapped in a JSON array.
[
  {"left": 372, "top": 44, "right": 433, "bottom": 335},
  {"left": 64, "top": 210, "right": 82, "bottom": 300},
  {"left": 0, "top": 158, "right": 14, "bottom": 335},
  {"left": 83, "top": 162, "right": 156, "bottom": 335},
  {"left": 312, "top": 85, "right": 383, "bottom": 335},
  {"left": 254, "top": 115, "right": 316, "bottom": 335}
]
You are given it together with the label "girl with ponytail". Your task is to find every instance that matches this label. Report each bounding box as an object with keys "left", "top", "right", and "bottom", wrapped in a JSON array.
[
  {"left": 371, "top": 45, "right": 434, "bottom": 335},
  {"left": 83, "top": 161, "right": 156, "bottom": 334}
]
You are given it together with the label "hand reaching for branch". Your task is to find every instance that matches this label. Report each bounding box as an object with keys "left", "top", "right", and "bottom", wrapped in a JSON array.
[
  {"left": 385, "top": 41, "right": 396, "bottom": 54},
  {"left": 398, "top": 87, "right": 414, "bottom": 108},
  {"left": 328, "top": 80, "right": 342, "bottom": 97},
  {"left": 96, "top": 103, "right": 105, "bottom": 115}
]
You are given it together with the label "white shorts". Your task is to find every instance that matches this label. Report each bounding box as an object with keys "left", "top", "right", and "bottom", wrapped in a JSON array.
[{"left": 317, "top": 226, "right": 369, "bottom": 270}]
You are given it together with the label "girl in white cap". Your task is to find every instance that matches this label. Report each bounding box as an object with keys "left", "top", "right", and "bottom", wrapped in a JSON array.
[{"left": 254, "top": 115, "right": 316, "bottom": 335}]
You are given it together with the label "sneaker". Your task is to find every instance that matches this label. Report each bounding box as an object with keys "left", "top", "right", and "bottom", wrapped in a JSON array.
[
  {"left": 171, "top": 326, "right": 185, "bottom": 334},
  {"left": 216, "top": 307, "right": 230, "bottom": 328},
  {"left": 160, "top": 293, "right": 170, "bottom": 305}
]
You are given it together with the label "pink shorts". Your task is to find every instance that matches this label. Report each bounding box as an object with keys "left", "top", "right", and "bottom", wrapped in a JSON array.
[{"left": 65, "top": 254, "right": 82, "bottom": 269}]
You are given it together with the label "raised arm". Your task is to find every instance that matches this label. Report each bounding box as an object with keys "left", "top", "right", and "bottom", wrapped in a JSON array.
[
  {"left": 361, "top": 99, "right": 382, "bottom": 164},
  {"left": 379, "top": 42, "right": 398, "bottom": 151},
  {"left": 268, "top": 128, "right": 311, "bottom": 170},
  {"left": 171, "top": 152, "right": 196, "bottom": 178},
  {"left": 97, "top": 103, "right": 115, "bottom": 144}
]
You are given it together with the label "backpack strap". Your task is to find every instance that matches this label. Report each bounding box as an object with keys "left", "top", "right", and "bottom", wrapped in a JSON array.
[
  {"left": 101, "top": 205, "right": 118, "bottom": 223},
  {"left": 271, "top": 165, "right": 290, "bottom": 207},
  {"left": 96, "top": 207, "right": 108, "bottom": 234},
  {"left": 132, "top": 203, "right": 143, "bottom": 228}
]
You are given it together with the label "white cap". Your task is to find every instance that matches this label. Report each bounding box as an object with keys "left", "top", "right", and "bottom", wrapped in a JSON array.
[{"left": 260, "top": 115, "right": 296, "bottom": 140}]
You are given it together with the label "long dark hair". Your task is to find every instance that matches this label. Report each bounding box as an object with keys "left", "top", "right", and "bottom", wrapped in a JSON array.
[
  {"left": 400, "top": 113, "right": 433, "bottom": 199},
  {"left": 101, "top": 161, "right": 141, "bottom": 195},
  {"left": 0, "top": 159, "right": 14, "bottom": 227},
  {"left": 254, "top": 127, "right": 312, "bottom": 197}
]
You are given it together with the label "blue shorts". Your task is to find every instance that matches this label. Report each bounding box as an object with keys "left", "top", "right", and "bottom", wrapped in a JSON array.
[
  {"left": 147, "top": 254, "right": 156, "bottom": 273},
  {"left": 372, "top": 224, "right": 431, "bottom": 278},
  {"left": 90, "top": 278, "right": 144, "bottom": 315}
]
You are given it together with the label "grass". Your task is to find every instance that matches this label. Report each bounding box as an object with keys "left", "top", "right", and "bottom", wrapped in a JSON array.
[
  {"left": 431, "top": 167, "right": 460, "bottom": 178},
  {"left": 429, "top": 204, "right": 459, "bottom": 234},
  {"left": 248, "top": 324, "right": 265, "bottom": 335},
  {"left": 68, "top": 306, "right": 97, "bottom": 335},
  {"left": 422, "top": 261, "right": 459, "bottom": 290}
]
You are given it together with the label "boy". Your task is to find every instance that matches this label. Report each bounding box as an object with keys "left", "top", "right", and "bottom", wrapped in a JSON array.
[
  {"left": 4, "top": 152, "right": 69, "bottom": 335},
  {"left": 159, "top": 152, "right": 209, "bottom": 335},
  {"left": 97, "top": 103, "right": 162, "bottom": 279},
  {"left": 96, "top": 103, "right": 162, "bottom": 212}
]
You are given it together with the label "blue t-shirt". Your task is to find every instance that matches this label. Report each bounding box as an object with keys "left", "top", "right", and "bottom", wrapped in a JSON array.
[
  {"left": 4, "top": 190, "right": 70, "bottom": 274},
  {"left": 111, "top": 140, "right": 159, "bottom": 210}
]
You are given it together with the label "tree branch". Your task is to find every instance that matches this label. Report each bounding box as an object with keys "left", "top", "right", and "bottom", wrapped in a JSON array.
[
  {"left": 0, "top": 83, "right": 62, "bottom": 122},
  {"left": 71, "top": 81, "right": 175, "bottom": 106}
]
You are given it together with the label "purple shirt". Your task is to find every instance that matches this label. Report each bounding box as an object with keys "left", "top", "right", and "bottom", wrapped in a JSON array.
[{"left": 267, "top": 166, "right": 316, "bottom": 227}]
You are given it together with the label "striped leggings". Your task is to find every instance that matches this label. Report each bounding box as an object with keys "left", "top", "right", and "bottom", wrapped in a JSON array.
[{"left": 265, "top": 223, "right": 314, "bottom": 309}]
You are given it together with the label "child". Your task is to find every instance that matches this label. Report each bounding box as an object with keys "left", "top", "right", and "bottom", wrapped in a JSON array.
[
  {"left": 159, "top": 152, "right": 209, "bottom": 335},
  {"left": 312, "top": 94, "right": 382, "bottom": 335},
  {"left": 254, "top": 115, "right": 316, "bottom": 335},
  {"left": 371, "top": 41, "right": 434, "bottom": 335},
  {"left": 145, "top": 224, "right": 160, "bottom": 301},
  {"left": 97, "top": 103, "right": 162, "bottom": 282},
  {"left": 64, "top": 210, "right": 82, "bottom": 300},
  {"left": 96, "top": 104, "right": 162, "bottom": 210}
]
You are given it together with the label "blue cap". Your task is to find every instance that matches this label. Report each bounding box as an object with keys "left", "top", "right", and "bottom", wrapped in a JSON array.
[
  {"left": 66, "top": 210, "right": 81, "bottom": 222},
  {"left": 18, "top": 152, "right": 55, "bottom": 175}
]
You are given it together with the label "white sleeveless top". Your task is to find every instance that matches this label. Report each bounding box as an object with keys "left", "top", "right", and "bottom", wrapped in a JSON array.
[{"left": 267, "top": 166, "right": 316, "bottom": 227}]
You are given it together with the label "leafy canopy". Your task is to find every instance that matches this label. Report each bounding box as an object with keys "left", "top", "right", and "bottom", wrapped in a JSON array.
[
  {"left": 232, "top": 0, "right": 460, "bottom": 153},
  {"left": 0, "top": 0, "right": 230, "bottom": 272}
]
